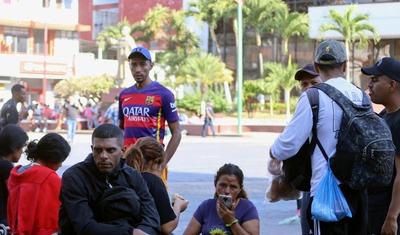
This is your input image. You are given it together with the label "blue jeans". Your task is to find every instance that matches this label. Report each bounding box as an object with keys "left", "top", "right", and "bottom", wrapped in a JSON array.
[
  {"left": 66, "top": 119, "right": 77, "bottom": 142},
  {"left": 202, "top": 117, "right": 215, "bottom": 137}
]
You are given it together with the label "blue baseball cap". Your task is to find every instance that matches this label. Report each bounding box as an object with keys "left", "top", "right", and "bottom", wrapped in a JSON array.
[{"left": 128, "top": 46, "right": 152, "bottom": 62}]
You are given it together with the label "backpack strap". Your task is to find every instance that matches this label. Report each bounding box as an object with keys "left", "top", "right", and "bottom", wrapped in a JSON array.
[
  {"left": 314, "top": 83, "right": 371, "bottom": 112},
  {"left": 306, "top": 87, "right": 329, "bottom": 161}
]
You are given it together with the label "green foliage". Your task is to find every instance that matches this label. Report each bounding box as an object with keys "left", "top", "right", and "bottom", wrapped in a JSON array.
[
  {"left": 243, "top": 80, "right": 264, "bottom": 117},
  {"left": 177, "top": 89, "right": 231, "bottom": 114},
  {"left": 96, "top": 19, "right": 133, "bottom": 58},
  {"left": 132, "top": 4, "right": 199, "bottom": 51},
  {"left": 243, "top": 0, "right": 288, "bottom": 34},
  {"left": 53, "top": 74, "right": 116, "bottom": 100},
  {"left": 319, "top": 4, "right": 380, "bottom": 49},
  {"left": 264, "top": 59, "right": 298, "bottom": 92},
  {"left": 177, "top": 91, "right": 202, "bottom": 114},
  {"left": 178, "top": 52, "right": 234, "bottom": 101},
  {"left": 319, "top": 4, "right": 380, "bottom": 82},
  {"left": 187, "top": 0, "right": 237, "bottom": 29},
  {"left": 264, "top": 56, "right": 299, "bottom": 121}
]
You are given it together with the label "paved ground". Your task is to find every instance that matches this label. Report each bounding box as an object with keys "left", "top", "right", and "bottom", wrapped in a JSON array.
[{"left": 20, "top": 131, "right": 302, "bottom": 235}]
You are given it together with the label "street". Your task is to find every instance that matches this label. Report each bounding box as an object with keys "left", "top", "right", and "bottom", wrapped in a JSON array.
[{"left": 20, "top": 131, "right": 302, "bottom": 235}]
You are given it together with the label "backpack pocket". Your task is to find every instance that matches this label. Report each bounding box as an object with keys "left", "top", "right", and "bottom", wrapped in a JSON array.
[{"left": 330, "top": 139, "right": 395, "bottom": 190}]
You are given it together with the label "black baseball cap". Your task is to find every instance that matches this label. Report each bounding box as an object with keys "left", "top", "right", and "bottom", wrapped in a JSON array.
[
  {"left": 295, "top": 64, "right": 319, "bottom": 81},
  {"left": 361, "top": 57, "right": 400, "bottom": 82}
]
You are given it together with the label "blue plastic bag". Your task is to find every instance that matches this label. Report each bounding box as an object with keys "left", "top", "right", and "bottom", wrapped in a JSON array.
[{"left": 311, "top": 162, "right": 352, "bottom": 222}]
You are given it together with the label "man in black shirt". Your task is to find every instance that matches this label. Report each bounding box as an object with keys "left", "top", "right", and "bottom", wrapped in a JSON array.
[
  {"left": 362, "top": 57, "right": 400, "bottom": 235},
  {"left": 0, "top": 84, "right": 27, "bottom": 130}
]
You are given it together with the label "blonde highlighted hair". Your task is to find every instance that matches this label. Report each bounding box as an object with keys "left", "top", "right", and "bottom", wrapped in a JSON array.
[{"left": 124, "top": 136, "right": 165, "bottom": 172}]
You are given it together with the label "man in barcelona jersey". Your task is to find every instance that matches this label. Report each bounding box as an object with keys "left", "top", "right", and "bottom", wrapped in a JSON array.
[{"left": 119, "top": 46, "right": 182, "bottom": 187}]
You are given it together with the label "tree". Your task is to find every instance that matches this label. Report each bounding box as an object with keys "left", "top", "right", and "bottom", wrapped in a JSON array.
[
  {"left": 264, "top": 56, "right": 299, "bottom": 122},
  {"left": 96, "top": 19, "right": 133, "bottom": 59},
  {"left": 243, "top": 0, "right": 288, "bottom": 77},
  {"left": 319, "top": 4, "right": 380, "bottom": 82},
  {"left": 53, "top": 74, "right": 116, "bottom": 101},
  {"left": 131, "top": 4, "right": 170, "bottom": 43},
  {"left": 262, "top": 78, "right": 280, "bottom": 116},
  {"left": 131, "top": 4, "right": 199, "bottom": 52},
  {"left": 177, "top": 52, "right": 234, "bottom": 103},
  {"left": 187, "top": 0, "right": 236, "bottom": 60},
  {"left": 266, "top": 4, "right": 309, "bottom": 64},
  {"left": 243, "top": 79, "right": 265, "bottom": 118}
]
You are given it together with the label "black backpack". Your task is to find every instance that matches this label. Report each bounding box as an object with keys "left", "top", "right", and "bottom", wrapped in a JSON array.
[
  {"left": 282, "top": 88, "right": 319, "bottom": 192},
  {"left": 314, "top": 83, "right": 395, "bottom": 190}
]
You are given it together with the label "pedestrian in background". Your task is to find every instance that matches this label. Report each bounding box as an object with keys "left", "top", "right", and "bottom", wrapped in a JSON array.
[
  {"left": 0, "top": 84, "right": 27, "bottom": 130},
  {"left": 104, "top": 96, "right": 119, "bottom": 126},
  {"left": 202, "top": 99, "right": 216, "bottom": 137},
  {"left": 63, "top": 96, "right": 82, "bottom": 144},
  {"left": 361, "top": 57, "right": 400, "bottom": 235},
  {"left": 83, "top": 103, "right": 94, "bottom": 129},
  {"left": 119, "top": 46, "right": 181, "bottom": 188},
  {"left": 7, "top": 133, "right": 70, "bottom": 235},
  {"left": 0, "top": 124, "right": 28, "bottom": 226}
]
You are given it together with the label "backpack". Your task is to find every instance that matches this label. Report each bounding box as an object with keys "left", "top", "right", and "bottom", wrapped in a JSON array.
[
  {"left": 282, "top": 88, "right": 319, "bottom": 191},
  {"left": 314, "top": 83, "right": 395, "bottom": 190}
]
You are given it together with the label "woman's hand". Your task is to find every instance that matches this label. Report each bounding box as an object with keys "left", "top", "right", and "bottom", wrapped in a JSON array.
[{"left": 216, "top": 197, "right": 237, "bottom": 224}]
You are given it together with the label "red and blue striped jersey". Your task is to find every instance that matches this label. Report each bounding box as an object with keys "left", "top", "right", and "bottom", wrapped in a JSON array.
[{"left": 119, "top": 81, "right": 179, "bottom": 147}]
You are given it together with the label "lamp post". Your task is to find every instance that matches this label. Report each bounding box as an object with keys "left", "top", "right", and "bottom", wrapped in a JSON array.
[
  {"left": 236, "top": 0, "right": 243, "bottom": 134},
  {"left": 42, "top": 0, "right": 48, "bottom": 104}
]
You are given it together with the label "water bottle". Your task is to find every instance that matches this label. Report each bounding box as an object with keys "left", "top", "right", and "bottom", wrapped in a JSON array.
[{"left": 278, "top": 215, "right": 300, "bottom": 225}]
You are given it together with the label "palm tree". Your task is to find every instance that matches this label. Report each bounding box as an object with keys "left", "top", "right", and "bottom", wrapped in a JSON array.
[
  {"left": 187, "top": 0, "right": 236, "bottom": 60},
  {"left": 178, "top": 52, "right": 234, "bottom": 103},
  {"left": 267, "top": 5, "right": 309, "bottom": 64},
  {"left": 168, "top": 9, "right": 200, "bottom": 51},
  {"left": 131, "top": 4, "right": 170, "bottom": 43},
  {"left": 131, "top": 5, "right": 200, "bottom": 52},
  {"left": 243, "top": 0, "right": 288, "bottom": 77},
  {"left": 319, "top": 4, "right": 380, "bottom": 83},
  {"left": 264, "top": 56, "right": 299, "bottom": 122}
]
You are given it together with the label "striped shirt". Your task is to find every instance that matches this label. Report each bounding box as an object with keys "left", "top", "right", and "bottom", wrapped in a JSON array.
[{"left": 119, "top": 81, "right": 179, "bottom": 147}]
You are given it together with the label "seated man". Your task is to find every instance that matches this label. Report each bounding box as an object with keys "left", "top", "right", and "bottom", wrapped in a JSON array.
[{"left": 58, "top": 123, "right": 160, "bottom": 235}]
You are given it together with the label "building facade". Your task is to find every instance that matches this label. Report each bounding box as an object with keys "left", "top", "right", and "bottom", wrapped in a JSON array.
[{"left": 0, "top": 0, "right": 90, "bottom": 105}]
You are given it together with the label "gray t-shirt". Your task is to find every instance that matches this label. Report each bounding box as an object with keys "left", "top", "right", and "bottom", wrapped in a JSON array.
[{"left": 63, "top": 103, "right": 79, "bottom": 120}]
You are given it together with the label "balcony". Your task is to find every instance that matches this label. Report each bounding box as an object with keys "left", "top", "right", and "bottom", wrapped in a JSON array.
[{"left": 0, "top": 2, "right": 89, "bottom": 31}]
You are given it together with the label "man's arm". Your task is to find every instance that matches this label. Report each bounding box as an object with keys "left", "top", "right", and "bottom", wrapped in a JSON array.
[
  {"left": 205, "top": 109, "right": 214, "bottom": 120},
  {"left": 6, "top": 105, "right": 19, "bottom": 125},
  {"left": 381, "top": 154, "right": 400, "bottom": 234},
  {"left": 165, "top": 120, "right": 182, "bottom": 164},
  {"left": 270, "top": 94, "right": 313, "bottom": 161}
]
